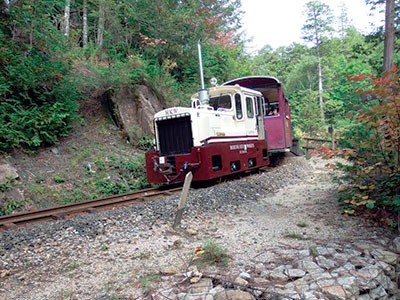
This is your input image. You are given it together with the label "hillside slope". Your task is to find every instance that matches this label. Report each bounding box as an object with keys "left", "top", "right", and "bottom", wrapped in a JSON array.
[{"left": 0, "top": 87, "right": 163, "bottom": 215}]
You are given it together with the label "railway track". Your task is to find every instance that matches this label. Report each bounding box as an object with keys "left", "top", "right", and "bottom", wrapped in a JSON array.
[
  {"left": 0, "top": 154, "right": 289, "bottom": 231},
  {"left": 0, "top": 186, "right": 182, "bottom": 231}
]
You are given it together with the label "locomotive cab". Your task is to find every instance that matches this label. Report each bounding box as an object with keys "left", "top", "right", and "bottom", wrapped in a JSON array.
[
  {"left": 223, "top": 76, "right": 293, "bottom": 153},
  {"left": 145, "top": 85, "right": 270, "bottom": 184}
]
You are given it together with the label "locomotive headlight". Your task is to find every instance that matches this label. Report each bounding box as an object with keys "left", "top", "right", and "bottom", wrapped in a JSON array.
[{"left": 159, "top": 156, "right": 166, "bottom": 164}]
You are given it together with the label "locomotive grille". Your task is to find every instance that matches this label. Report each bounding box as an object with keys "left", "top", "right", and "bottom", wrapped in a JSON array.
[{"left": 156, "top": 115, "right": 193, "bottom": 156}]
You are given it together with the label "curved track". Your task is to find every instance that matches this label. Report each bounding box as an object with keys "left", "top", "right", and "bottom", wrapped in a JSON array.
[
  {"left": 0, "top": 154, "right": 290, "bottom": 231},
  {"left": 0, "top": 187, "right": 181, "bottom": 230}
]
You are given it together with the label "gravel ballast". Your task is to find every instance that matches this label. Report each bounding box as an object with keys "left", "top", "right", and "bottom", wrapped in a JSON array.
[{"left": 0, "top": 156, "right": 398, "bottom": 300}]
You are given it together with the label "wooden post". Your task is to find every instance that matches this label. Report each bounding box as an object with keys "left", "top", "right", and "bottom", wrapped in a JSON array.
[{"left": 173, "top": 172, "right": 193, "bottom": 229}]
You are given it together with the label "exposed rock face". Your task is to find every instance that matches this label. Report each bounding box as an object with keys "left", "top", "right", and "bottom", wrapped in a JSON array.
[
  {"left": 0, "top": 163, "right": 24, "bottom": 211},
  {"left": 0, "top": 164, "right": 19, "bottom": 184},
  {"left": 108, "top": 84, "right": 164, "bottom": 142}
]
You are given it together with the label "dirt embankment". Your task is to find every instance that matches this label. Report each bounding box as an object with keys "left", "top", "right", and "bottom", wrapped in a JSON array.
[{"left": 0, "top": 84, "right": 164, "bottom": 215}]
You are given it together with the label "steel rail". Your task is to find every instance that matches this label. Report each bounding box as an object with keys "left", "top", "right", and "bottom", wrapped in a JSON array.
[{"left": 0, "top": 187, "right": 181, "bottom": 230}]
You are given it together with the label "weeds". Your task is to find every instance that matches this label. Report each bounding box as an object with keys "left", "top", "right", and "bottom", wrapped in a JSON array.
[
  {"left": 284, "top": 232, "right": 311, "bottom": 240},
  {"left": 297, "top": 222, "right": 308, "bottom": 228},
  {"left": 35, "top": 175, "right": 46, "bottom": 184},
  {"left": 53, "top": 175, "right": 66, "bottom": 183},
  {"left": 0, "top": 177, "right": 17, "bottom": 192},
  {"left": 0, "top": 201, "right": 24, "bottom": 216},
  {"left": 309, "top": 245, "right": 318, "bottom": 256},
  {"left": 197, "top": 240, "right": 229, "bottom": 265},
  {"left": 137, "top": 274, "right": 160, "bottom": 295}
]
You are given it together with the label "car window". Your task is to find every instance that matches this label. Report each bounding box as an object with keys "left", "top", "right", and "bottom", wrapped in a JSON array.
[
  {"left": 246, "top": 96, "right": 254, "bottom": 118},
  {"left": 265, "top": 102, "right": 279, "bottom": 116},
  {"left": 235, "top": 94, "right": 243, "bottom": 120}
]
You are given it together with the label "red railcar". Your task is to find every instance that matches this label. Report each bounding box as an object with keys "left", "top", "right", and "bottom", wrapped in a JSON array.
[{"left": 223, "top": 76, "right": 293, "bottom": 153}]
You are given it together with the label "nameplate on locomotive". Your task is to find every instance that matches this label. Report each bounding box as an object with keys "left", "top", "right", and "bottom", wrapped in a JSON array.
[
  {"left": 165, "top": 108, "right": 178, "bottom": 116},
  {"left": 229, "top": 143, "right": 255, "bottom": 151}
]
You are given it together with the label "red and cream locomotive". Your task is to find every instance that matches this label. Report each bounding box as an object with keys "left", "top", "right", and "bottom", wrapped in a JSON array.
[{"left": 145, "top": 44, "right": 292, "bottom": 184}]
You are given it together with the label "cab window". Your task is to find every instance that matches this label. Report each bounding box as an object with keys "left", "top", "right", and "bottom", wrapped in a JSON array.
[
  {"left": 235, "top": 94, "right": 243, "bottom": 120},
  {"left": 209, "top": 95, "right": 232, "bottom": 111},
  {"left": 265, "top": 102, "right": 279, "bottom": 116},
  {"left": 246, "top": 97, "right": 254, "bottom": 118}
]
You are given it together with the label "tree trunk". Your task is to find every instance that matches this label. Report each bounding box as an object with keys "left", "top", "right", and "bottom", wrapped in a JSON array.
[
  {"left": 83, "top": 0, "right": 88, "bottom": 47},
  {"left": 317, "top": 52, "right": 325, "bottom": 121},
  {"left": 63, "top": 0, "right": 71, "bottom": 38},
  {"left": 383, "top": 0, "right": 395, "bottom": 73},
  {"left": 3, "top": 0, "right": 20, "bottom": 13},
  {"left": 96, "top": 3, "right": 105, "bottom": 47},
  {"left": 3, "top": 0, "right": 9, "bottom": 12}
]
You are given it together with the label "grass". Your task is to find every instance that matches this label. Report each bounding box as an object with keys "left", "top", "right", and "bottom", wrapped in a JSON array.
[
  {"left": 138, "top": 274, "right": 160, "bottom": 295},
  {"left": 101, "top": 245, "right": 109, "bottom": 251},
  {"left": 284, "top": 232, "right": 311, "bottom": 240},
  {"left": 69, "top": 262, "right": 80, "bottom": 269},
  {"left": 53, "top": 175, "right": 66, "bottom": 183},
  {"left": 198, "top": 240, "right": 229, "bottom": 265},
  {"left": 56, "top": 290, "right": 74, "bottom": 300},
  {"left": 309, "top": 245, "right": 318, "bottom": 256},
  {"left": 296, "top": 222, "right": 308, "bottom": 228}
]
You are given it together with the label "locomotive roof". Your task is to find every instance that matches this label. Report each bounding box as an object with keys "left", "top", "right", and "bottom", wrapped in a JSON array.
[
  {"left": 191, "top": 85, "right": 262, "bottom": 100},
  {"left": 222, "top": 76, "right": 281, "bottom": 88}
]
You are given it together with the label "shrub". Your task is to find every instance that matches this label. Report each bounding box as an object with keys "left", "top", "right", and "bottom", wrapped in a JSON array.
[
  {"left": 53, "top": 176, "right": 66, "bottom": 183},
  {"left": 0, "top": 201, "right": 24, "bottom": 216},
  {"left": 0, "top": 40, "right": 79, "bottom": 152},
  {"left": 337, "top": 67, "right": 400, "bottom": 229},
  {"left": 198, "top": 240, "right": 228, "bottom": 265}
]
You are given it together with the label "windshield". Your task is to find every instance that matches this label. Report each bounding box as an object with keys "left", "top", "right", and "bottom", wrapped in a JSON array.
[{"left": 209, "top": 95, "right": 232, "bottom": 111}]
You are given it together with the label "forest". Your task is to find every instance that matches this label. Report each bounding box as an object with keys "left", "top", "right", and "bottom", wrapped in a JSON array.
[{"left": 0, "top": 0, "right": 399, "bottom": 228}]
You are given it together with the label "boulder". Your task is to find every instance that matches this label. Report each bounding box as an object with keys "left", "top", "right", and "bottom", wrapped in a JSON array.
[
  {"left": 371, "top": 249, "right": 398, "bottom": 265},
  {"left": 316, "top": 256, "right": 338, "bottom": 269},
  {"left": 393, "top": 237, "right": 400, "bottom": 253},
  {"left": 284, "top": 269, "right": 306, "bottom": 279},
  {"left": 321, "top": 285, "right": 348, "bottom": 300},
  {"left": 107, "top": 85, "right": 164, "bottom": 142},
  {"left": 214, "top": 290, "right": 255, "bottom": 300},
  {"left": 0, "top": 164, "right": 19, "bottom": 184},
  {"left": 188, "top": 278, "right": 213, "bottom": 294},
  {"left": 0, "top": 188, "right": 24, "bottom": 203}
]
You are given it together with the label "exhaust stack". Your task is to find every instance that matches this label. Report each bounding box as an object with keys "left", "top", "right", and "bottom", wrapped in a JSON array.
[{"left": 197, "top": 41, "right": 209, "bottom": 105}]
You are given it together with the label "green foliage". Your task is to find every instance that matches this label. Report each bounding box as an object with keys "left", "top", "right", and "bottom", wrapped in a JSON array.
[
  {"left": 0, "top": 201, "right": 24, "bottom": 216},
  {"left": 302, "top": 0, "right": 334, "bottom": 47},
  {"left": 297, "top": 222, "right": 308, "bottom": 228},
  {"left": 60, "top": 189, "right": 85, "bottom": 204},
  {"left": 284, "top": 232, "right": 311, "bottom": 240},
  {"left": 0, "top": 1, "right": 80, "bottom": 152},
  {"left": 290, "top": 89, "right": 324, "bottom": 136},
  {"left": 139, "top": 274, "right": 159, "bottom": 294},
  {"left": 53, "top": 175, "right": 66, "bottom": 183},
  {"left": 94, "top": 154, "right": 150, "bottom": 196},
  {"left": 336, "top": 68, "right": 400, "bottom": 228},
  {"left": 0, "top": 181, "right": 14, "bottom": 192},
  {"left": 199, "top": 240, "right": 229, "bottom": 265}
]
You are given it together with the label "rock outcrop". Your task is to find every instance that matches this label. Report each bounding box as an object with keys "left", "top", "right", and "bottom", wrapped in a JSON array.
[
  {"left": 0, "top": 163, "right": 24, "bottom": 212},
  {"left": 106, "top": 84, "right": 164, "bottom": 142}
]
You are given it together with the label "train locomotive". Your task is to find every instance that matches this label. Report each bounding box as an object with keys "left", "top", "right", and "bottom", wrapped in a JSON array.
[{"left": 145, "top": 43, "right": 292, "bottom": 184}]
